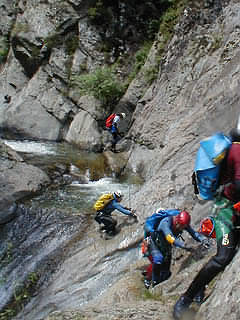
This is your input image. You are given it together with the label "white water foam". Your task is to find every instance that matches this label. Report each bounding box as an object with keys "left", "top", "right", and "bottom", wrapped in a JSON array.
[{"left": 4, "top": 140, "right": 55, "bottom": 155}]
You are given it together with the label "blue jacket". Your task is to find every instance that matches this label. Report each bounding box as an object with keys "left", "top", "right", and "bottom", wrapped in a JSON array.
[
  {"left": 101, "top": 195, "right": 132, "bottom": 216},
  {"left": 157, "top": 216, "right": 204, "bottom": 249},
  {"left": 144, "top": 209, "right": 180, "bottom": 234},
  {"left": 144, "top": 209, "right": 204, "bottom": 249}
]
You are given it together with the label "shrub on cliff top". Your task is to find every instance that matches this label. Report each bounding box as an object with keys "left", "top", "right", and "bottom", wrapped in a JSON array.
[{"left": 71, "top": 66, "right": 126, "bottom": 106}]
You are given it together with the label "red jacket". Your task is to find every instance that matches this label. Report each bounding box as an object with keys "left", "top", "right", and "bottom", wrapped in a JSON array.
[{"left": 220, "top": 142, "right": 240, "bottom": 202}]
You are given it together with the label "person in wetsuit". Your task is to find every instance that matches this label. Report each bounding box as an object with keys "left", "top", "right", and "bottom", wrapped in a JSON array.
[
  {"left": 143, "top": 209, "right": 205, "bottom": 289},
  {"left": 94, "top": 190, "right": 137, "bottom": 236},
  {"left": 173, "top": 128, "right": 240, "bottom": 320}
]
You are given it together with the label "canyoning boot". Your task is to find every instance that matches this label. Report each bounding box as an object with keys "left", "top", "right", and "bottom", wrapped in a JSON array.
[
  {"left": 143, "top": 278, "right": 151, "bottom": 289},
  {"left": 173, "top": 295, "right": 193, "bottom": 320},
  {"left": 110, "top": 146, "right": 117, "bottom": 153}
]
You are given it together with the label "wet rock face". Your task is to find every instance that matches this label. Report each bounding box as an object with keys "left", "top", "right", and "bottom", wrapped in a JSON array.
[
  {"left": 0, "top": 201, "right": 17, "bottom": 224},
  {"left": 0, "top": 140, "right": 50, "bottom": 214},
  {"left": 0, "top": 204, "right": 87, "bottom": 313}
]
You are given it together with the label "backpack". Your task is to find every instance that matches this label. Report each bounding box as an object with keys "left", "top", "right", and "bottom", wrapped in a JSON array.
[
  {"left": 144, "top": 209, "right": 180, "bottom": 234},
  {"left": 105, "top": 113, "right": 116, "bottom": 128},
  {"left": 93, "top": 193, "right": 114, "bottom": 211},
  {"left": 193, "top": 132, "right": 232, "bottom": 200}
]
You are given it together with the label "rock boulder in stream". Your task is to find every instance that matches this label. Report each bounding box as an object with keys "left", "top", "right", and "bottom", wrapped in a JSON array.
[{"left": 0, "top": 140, "right": 50, "bottom": 223}]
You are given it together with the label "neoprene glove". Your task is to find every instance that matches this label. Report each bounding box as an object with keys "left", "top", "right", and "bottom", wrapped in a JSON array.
[
  {"left": 131, "top": 209, "right": 138, "bottom": 217},
  {"left": 201, "top": 239, "right": 210, "bottom": 249}
]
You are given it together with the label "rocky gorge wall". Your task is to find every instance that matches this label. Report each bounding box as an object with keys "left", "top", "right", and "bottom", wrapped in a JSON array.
[
  {"left": 1, "top": 0, "right": 240, "bottom": 319},
  {"left": 125, "top": 1, "right": 240, "bottom": 319}
]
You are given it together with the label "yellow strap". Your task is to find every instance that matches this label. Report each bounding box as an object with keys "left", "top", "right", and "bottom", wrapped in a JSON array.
[{"left": 166, "top": 234, "right": 175, "bottom": 244}]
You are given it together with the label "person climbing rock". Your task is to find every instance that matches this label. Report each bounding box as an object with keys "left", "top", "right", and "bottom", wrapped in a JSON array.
[
  {"left": 173, "top": 202, "right": 240, "bottom": 320},
  {"left": 173, "top": 127, "right": 240, "bottom": 320},
  {"left": 105, "top": 112, "right": 126, "bottom": 152},
  {"left": 93, "top": 190, "right": 137, "bottom": 236},
  {"left": 142, "top": 209, "right": 205, "bottom": 289}
]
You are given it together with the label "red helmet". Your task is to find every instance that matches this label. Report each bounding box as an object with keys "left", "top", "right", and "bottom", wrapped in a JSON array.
[{"left": 174, "top": 211, "right": 191, "bottom": 229}]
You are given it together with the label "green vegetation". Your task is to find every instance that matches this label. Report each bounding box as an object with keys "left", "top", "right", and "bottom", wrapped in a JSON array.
[
  {"left": 0, "top": 272, "right": 39, "bottom": 320},
  {"left": 0, "top": 242, "right": 14, "bottom": 267},
  {"left": 0, "top": 37, "right": 9, "bottom": 64},
  {"left": 88, "top": 1, "right": 108, "bottom": 23},
  {"left": 126, "top": 1, "right": 189, "bottom": 86},
  {"left": 86, "top": 1, "right": 177, "bottom": 67},
  {"left": 71, "top": 66, "right": 126, "bottom": 105},
  {"left": 65, "top": 35, "right": 79, "bottom": 56},
  {"left": 144, "top": 65, "right": 159, "bottom": 84},
  {"left": 142, "top": 287, "right": 167, "bottom": 302},
  {"left": 210, "top": 34, "right": 223, "bottom": 53},
  {"left": 157, "top": 1, "right": 187, "bottom": 58},
  {"left": 44, "top": 33, "right": 62, "bottom": 50},
  {"left": 129, "top": 42, "right": 152, "bottom": 80}
]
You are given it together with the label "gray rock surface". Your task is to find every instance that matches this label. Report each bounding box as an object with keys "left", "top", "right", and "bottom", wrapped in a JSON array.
[
  {"left": 1, "top": 1, "right": 240, "bottom": 320},
  {"left": 0, "top": 140, "right": 50, "bottom": 217}
]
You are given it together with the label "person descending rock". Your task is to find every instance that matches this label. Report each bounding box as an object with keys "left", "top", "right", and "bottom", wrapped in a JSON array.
[
  {"left": 105, "top": 112, "right": 126, "bottom": 152},
  {"left": 142, "top": 209, "right": 206, "bottom": 289},
  {"left": 173, "top": 127, "right": 240, "bottom": 320},
  {"left": 94, "top": 190, "right": 137, "bottom": 237},
  {"left": 173, "top": 203, "right": 240, "bottom": 319}
]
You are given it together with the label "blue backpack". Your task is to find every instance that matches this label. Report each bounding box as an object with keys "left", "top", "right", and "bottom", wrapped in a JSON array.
[
  {"left": 144, "top": 209, "right": 180, "bottom": 236},
  {"left": 193, "top": 132, "right": 232, "bottom": 200}
]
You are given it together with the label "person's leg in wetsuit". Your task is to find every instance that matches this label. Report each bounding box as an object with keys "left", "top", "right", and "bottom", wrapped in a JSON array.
[
  {"left": 143, "top": 255, "right": 153, "bottom": 289},
  {"left": 95, "top": 213, "right": 117, "bottom": 235},
  {"left": 150, "top": 240, "right": 172, "bottom": 287},
  {"left": 111, "top": 132, "right": 121, "bottom": 152},
  {"left": 173, "top": 230, "right": 237, "bottom": 319}
]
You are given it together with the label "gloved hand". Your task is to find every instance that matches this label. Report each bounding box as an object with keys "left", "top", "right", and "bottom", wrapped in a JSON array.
[
  {"left": 130, "top": 209, "right": 137, "bottom": 218},
  {"left": 201, "top": 238, "right": 210, "bottom": 249},
  {"left": 185, "top": 246, "right": 195, "bottom": 252}
]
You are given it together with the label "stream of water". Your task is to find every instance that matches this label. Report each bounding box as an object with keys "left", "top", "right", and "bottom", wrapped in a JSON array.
[
  {"left": 3, "top": 139, "right": 143, "bottom": 320},
  {"left": 4, "top": 139, "right": 142, "bottom": 214}
]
